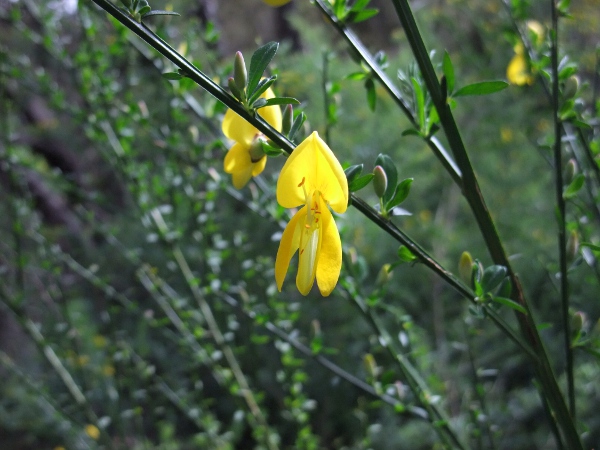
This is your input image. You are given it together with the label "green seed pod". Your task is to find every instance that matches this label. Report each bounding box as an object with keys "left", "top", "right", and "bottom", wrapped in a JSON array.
[
  {"left": 373, "top": 165, "right": 387, "bottom": 198},
  {"left": 375, "top": 263, "right": 392, "bottom": 287},
  {"left": 233, "top": 51, "right": 248, "bottom": 92}
]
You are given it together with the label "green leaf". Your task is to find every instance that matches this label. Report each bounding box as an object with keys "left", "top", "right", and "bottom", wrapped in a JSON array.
[
  {"left": 397, "top": 245, "right": 417, "bottom": 263},
  {"left": 261, "top": 141, "right": 283, "bottom": 157},
  {"left": 247, "top": 41, "right": 279, "bottom": 97},
  {"left": 385, "top": 178, "right": 413, "bottom": 210},
  {"left": 349, "top": 173, "right": 374, "bottom": 192},
  {"left": 563, "top": 173, "right": 585, "bottom": 199},
  {"left": 142, "top": 10, "right": 181, "bottom": 19},
  {"left": 260, "top": 97, "right": 300, "bottom": 107},
  {"left": 492, "top": 297, "right": 527, "bottom": 315},
  {"left": 346, "top": 72, "right": 368, "bottom": 81},
  {"left": 162, "top": 72, "right": 182, "bottom": 80},
  {"left": 252, "top": 98, "right": 268, "bottom": 109},
  {"left": 454, "top": 81, "right": 509, "bottom": 97},
  {"left": 365, "top": 78, "right": 376, "bottom": 111},
  {"left": 247, "top": 76, "right": 276, "bottom": 106},
  {"left": 374, "top": 154, "right": 398, "bottom": 205},
  {"left": 289, "top": 112, "right": 306, "bottom": 141},
  {"left": 411, "top": 77, "right": 425, "bottom": 131},
  {"left": 344, "top": 164, "right": 364, "bottom": 183},
  {"left": 581, "top": 242, "right": 600, "bottom": 251},
  {"left": 138, "top": 5, "right": 151, "bottom": 16},
  {"left": 349, "top": 8, "right": 379, "bottom": 23},
  {"left": 350, "top": 0, "right": 371, "bottom": 11},
  {"left": 401, "top": 128, "right": 421, "bottom": 137},
  {"left": 481, "top": 265, "right": 507, "bottom": 293},
  {"left": 442, "top": 51, "right": 455, "bottom": 94}
]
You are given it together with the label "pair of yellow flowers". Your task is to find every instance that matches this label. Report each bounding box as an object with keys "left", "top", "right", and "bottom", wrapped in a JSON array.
[{"left": 222, "top": 90, "right": 348, "bottom": 297}]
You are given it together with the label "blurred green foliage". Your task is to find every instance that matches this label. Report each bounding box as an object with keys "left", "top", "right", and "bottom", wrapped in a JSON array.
[{"left": 0, "top": 0, "right": 599, "bottom": 449}]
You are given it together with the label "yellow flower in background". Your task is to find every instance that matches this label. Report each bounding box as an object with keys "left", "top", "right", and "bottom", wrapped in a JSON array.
[
  {"left": 507, "top": 43, "right": 534, "bottom": 86},
  {"left": 85, "top": 424, "right": 100, "bottom": 440},
  {"left": 222, "top": 88, "right": 282, "bottom": 189},
  {"left": 275, "top": 131, "right": 348, "bottom": 296},
  {"left": 262, "top": 0, "right": 292, "bottom": 6}
]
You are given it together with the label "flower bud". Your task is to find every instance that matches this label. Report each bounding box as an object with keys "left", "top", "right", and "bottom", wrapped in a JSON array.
[
  {"left": 363, "top": 353, "right": 378, "bottom": 378},
  {"left": 248, "top": 137, "right": 266, "bottom": 163},
  {"left": 282, "top": 104, "right": 293, "bottom": 136},
  {"left": 571, "top": 311, "right": 585, "bottom": 335},
  {"left": 564, "top": 158, "right": 577, "bottom": 185},
  {"left": 566, "top": 229, "right": 579, "bottom": 263},
  {"left": 228, "top": 77, "right": 243, "bottom": 101},
  {"left": 563, "top": 75, "right": 579, "bottom": 100},
  {"left": 458, "top": 251, "right": 473, "bottom": 285},
  {"left": 375, "top": 263, "right": 392, "bottom": 287},
  {"left": 233, "top": 51, "right": 247, "bottom": 92},
  {"left": 373, "top": 165, "right": 387, "bottom": 198}
]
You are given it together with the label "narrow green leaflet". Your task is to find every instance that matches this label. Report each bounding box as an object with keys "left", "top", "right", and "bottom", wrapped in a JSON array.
[
  {"left": 563, "top": 173, "right": 585, "bottom": 199},
  {"left": 247, "top": 76, "right": 276, "bottom": 106},
  {"left": 247, "top": 42, "right": 279, "bottom": 97},
  {"left": 481, "top": 265, "right": 507, "bottom": 294},
  {"left": 344, "top": 164, "right": 364, "bottom": 184},
  {"left": 142, "top": 10, "right": 181, "bottom": 19},
  {"left": 257, "top": 97, "right": 300, "bottom": 108},
  {"left": 492, "top": 296, "right": 527, "bottom": 315},
  {"left": 349, "top": 174, "right": 374, "bottom": 192},
  {"left": 365, "top": 78, "right": 376, "bottom": 111},
  {"left": 385, "top": 178, "right": 413, "bottom": 210},
  {"left": 454, "top": 81, "right": 509, "bottom": 97},
  {"left": 411, "top": 77, "right": 425, "bottom": 131},
  {"left": 442, "top": 51, "right": 455, "bottom": 94},
  {"left": 162, "top": 72, "right": 182, "bottom": 80},
  {"left": 397, "top": 245, "right": 417, "bottom": 263}
]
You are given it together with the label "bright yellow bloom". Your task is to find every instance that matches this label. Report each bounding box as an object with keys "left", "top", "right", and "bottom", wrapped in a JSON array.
[
  {"left": 507, "top": 47, "right": 534, "bottom": 86},
  {"left": 85, "top": 424, "right": 100, "bottom": 440},
  {"left": 275, "top": 131, "right": 348, "bottom": 296},
  {"left": 262, "top": 0, "right": 292, "bottom": 6},
  {"left": 222, "top": 88, "right": 282, "bottom": 189}
]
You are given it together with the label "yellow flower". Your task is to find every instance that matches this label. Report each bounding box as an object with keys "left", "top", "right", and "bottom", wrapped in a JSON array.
[
  {"left": 85, "top": 424, "right": 100, "bottom": 440},
  {"left": 275, "top": 131, "right": 348, "bottom": 296},
  {"left": 506, "top": 50, "right": 533, "bottom": 86},
  {"left": 222, "top": 88, "right": 282, "bottom": 189},
  {"left": 262, "top": 0, "right": 292, "bottom": 6}
]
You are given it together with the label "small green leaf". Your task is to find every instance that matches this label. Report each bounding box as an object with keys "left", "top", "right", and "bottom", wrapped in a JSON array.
[
  {"left": 397, "top": 245, "right": 417, "bottom": 263},
  {"left": 162, "top": 72, "right": 182, "bottom": 80},
  {"left": 349, "top": 8, "right": 379, "bottom": 23},
  {"left": 365, "top": 78, "right": 376, "bottom": 111},
  {"left": 454, "top": 81, "right": 509, "bottom": 97},
  {"left": 492, "top": 297, "right": 527, "bottom": 315},
  {"left": 442, "top": 51, "right": 455, "bottom": 94},
  {"left": 142, "top": 10, "right": 181, "bottom": 19},
  {"left": 289, "top": 112, "right": 306, "bottom": 141},
  {"left": 481, "top": 265, "right": 507, "bottom": 294},
  {"left": 344, "top": 164, "right": 364, "bottom": 183},
  {"left": 385, "top": 178, "right": 413, "bottom": 210},
  {"left": 346, "top": 72, "right": 368, "bottom": 81},
  {"left": 138, "top": 5, "right": 151, "bottom": 16},
  {"left": 401, "top": 128, "right": 421, "bottom": 137},
  {"left": 374, "top": 154, "right": 398, "bottom": 205},
  {"left": 260, "top": 97, "right": 300, "bottom": 107},
  {"left": 261, "top": 141, "right": 283, "bottom": 157},
  {"left": 581, "top": 242, "right": 600, "bottom": 251},
  {"left": 411, "top": 77, "right": 425, "bottom": 131},
  {"left": 563, "top": 173, "right": 585, "bottom": 199},
  {"left": 247, "top": 76, "right": 276, "bottom": 106},
  {"left": 349, "top": 174, "right": 374, "bottom": 192},
  {"left": 252, "top": 98, "right": 268, "bottom": 109},
  {"left": 247, "top": 41, "right": 279, "bottom": 96}
]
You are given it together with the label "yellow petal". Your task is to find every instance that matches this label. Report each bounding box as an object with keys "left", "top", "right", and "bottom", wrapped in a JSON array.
[
  {"left": 296, "top": 213, "right": 321, "bottom": 296},
  {"left": 222, "top": 109, "right": 257, "bottom": 147},
  {"left": 224, "top": 143, "right": 254, "bottom": 189},
  {"left": 251, "top": 155, "right": 267, "bottom": 177},
  {"left": 507, "top": 53, "right": 533, "bottom": 86},
  {"left": 258, "top": 88, "right": 282, "bottom": 132},
  {"left": 277, "top": 131, "right": 348, "bottom": 213},
  {"left": 275, "top": 207, "right": 305, "bottom": 291},
  {"left": 315, "top": 206, "right": 342, "bottom": 296}
]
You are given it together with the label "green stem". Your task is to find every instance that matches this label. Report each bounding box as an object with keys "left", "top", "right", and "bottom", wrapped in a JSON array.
[
  {"left": 312, "top": 0, "right": 462, "bottom": 187},
  {"left": 388, "top": 0, "right": 580, "bottom": 447},
  {"left": 550, "top": 0, "right": 575, "bottom": 419}
]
